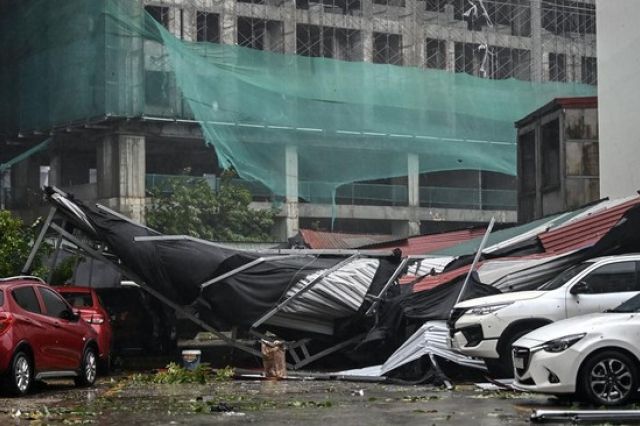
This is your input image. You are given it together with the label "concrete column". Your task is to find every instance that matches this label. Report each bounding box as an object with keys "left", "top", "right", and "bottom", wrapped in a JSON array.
[
  {"left": 48, "top": 154, "right": 62, "bottom": 188},
  {"left": 407, "top": 153, "right": 421, "bottom": 236},
  {"left": 10, "top": 156, "right": 41, "bottom": 209},
  {"left": 284, "top": 145, "right": 299, "bottom": 239},
  {"left": 221, "top": 0, "right": 237, "bottom": 45},
  {"left": 97, "top": 134, "right": 146, "bottom": 223},
  {"left": 361, "top": 0, "right": 374, "bottom": 62},
  {"left": 530, "top": 0, "right": 543, "bottom": 82},
  {"left": 571, "top": 54, "right": 582, "bottom": 83},
  {"left": 283, "top": 0, "right": 296, "bottom": 54},
  {"left": 445, "top": 39, "right": 456, "bottom": 72},
  {"left": 182, "top": 5, "right": 196, "bottom": 42}
]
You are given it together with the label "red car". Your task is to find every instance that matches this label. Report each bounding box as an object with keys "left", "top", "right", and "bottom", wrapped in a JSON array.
[
  {"left": 57, "top": 286, "right": 112, "bottom": 371},
  {"left": 0, "top": 276, "right": 100, "bottom": 395}
]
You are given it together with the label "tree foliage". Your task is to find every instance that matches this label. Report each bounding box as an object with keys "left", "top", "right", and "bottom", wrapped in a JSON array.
[
  {"left": 146, "top": 171, "right": 276, "bottom": 242},
  {"left": 0, "top": 210, "right": 46, "bottom": 277}
]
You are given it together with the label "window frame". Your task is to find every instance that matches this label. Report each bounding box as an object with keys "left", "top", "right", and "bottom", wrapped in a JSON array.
[{"left": 12, "top": 285, "right": 43, "bottom": 314}]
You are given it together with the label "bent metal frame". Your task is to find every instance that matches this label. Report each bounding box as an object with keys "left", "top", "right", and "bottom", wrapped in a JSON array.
[{"left": 22, "top": 187, "right": 429, "bottom": 370}]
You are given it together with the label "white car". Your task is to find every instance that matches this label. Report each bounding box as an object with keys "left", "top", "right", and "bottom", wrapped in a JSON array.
[
  {"left": 513, "top": 293, "right": 640, "bottom": 405},
  {"left": 449, "top": 255, "right": 640, "bottom": 376}
]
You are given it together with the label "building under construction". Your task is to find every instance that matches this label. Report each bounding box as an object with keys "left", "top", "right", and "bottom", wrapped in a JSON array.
[{"left": 0, "top": 0, "right": 597, "bottom": 240}]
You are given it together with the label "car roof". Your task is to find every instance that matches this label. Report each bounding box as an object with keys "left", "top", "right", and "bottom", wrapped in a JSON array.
[
  {"left": 55, "top": 286, "right": 93, "bottom": 294},
  {"left": 0, "top": 276, "right": 46, "bottom": 287}
]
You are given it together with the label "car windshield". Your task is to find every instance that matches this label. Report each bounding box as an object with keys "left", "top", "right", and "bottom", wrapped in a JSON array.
[
  {"left": 538, "top": 262, "right": 593, "bottom": 291},
  {"left": 60, "top": 292, "right": 93, "bottom": 308},
  {"left": 610, "top": 294, "right": 640, "bottom": 313}
]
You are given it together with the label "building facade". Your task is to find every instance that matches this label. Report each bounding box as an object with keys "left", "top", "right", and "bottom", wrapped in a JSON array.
[{"left": 0, "top": 0, "right": 597, "bottom": 239}]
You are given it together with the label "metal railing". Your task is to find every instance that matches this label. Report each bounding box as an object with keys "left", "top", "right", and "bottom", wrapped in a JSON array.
[{"left": 145, "top": 174, "right": 517, "bottom": 211}]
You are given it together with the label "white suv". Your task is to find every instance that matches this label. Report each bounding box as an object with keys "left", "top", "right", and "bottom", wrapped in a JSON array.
[{"left": 449, "top": 255, "right": 640, "bottom": 376}]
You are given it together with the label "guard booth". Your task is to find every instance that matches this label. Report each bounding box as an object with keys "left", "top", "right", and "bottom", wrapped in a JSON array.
[{"left": 515, "top": 97, "right": 599, "bottom": 223}]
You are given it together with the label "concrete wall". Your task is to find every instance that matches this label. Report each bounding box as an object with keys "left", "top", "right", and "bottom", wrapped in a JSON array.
[{"left": 597, "top": 0, "right": 640, "bottom": 198}]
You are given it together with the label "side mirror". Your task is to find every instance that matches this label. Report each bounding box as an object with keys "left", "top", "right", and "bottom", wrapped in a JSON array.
[
  {"left": 570, "top": 281, "right": 590, "bottom": 295},
  {"left": 60, "top": 309, "right": 79, "bottom": 322}
]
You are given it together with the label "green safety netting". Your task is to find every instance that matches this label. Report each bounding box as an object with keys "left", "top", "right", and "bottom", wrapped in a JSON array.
[{"left": 0, "top": 0, "right": 597, "bottom": 203}]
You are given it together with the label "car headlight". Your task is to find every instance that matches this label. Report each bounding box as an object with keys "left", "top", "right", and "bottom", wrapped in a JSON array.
[
  {"left": 541, "top": 333, "right": 586, "bottom": 353},
  {"left": 469, "top": 303, "right": 512, "bottom": 316}
]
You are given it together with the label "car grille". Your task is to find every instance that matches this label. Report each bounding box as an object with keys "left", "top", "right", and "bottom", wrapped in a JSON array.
[
  {"left": 512, "top": 346, "right": 530, "bottom": 376},
  {"left": 460, "top": 324, "right": 483, "bottom": 347},
  {"left": 448, "top": 307, "right": 467, "bottom": 337}
]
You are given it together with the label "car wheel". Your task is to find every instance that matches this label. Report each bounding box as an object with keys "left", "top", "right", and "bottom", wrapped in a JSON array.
[
  {"left": 8, "top": 351, "right": 33, "bottom": 396},
  {"left": 579, "top": 350, "right": 638, "bottom": 406},
  {"left": 74, "top": 347, "right": 98, "bottom": 387}
]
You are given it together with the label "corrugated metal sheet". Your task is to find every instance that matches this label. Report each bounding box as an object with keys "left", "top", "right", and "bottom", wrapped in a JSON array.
[
  {"left": 412, "top": 265, "right": 472, "bottom": 293},
  {"left": 539, "top": 197, "right": 640, "bottom": 254},
  {"left": 368, "top": 228, "right": 487, "bottom": 255},
  {"left": 298, "top": 229, "right": 395, "bottom": 249},
  {"left": 281, "top": 258, "right": 379, "bottom": 319}
]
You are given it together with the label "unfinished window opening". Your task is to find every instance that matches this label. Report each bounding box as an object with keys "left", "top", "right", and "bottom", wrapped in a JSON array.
[
  {"left": 373, "top": 33, "right": 402, "bottom": 65},
  {"left": 295, "top": 0, "right": 361, "bottom": 15},
  {"left": 296, "top": 25, "right": 361, "bottom": 61},
  {"left": 196, "top": 12, "right": 220, "bottom": 43},
  {"left": 541, "top": 118, "right": 561, "bottom": 190},
  {"left": 145, "top": 5, "right": 170, "bottom": 29},
  {"left": 581, "top": 56, "right": 597, "bottom": 86},
  {"left": 549, "top": 52, "right": 566, "bottom": 82},
  {"left": 237, "top": 18, "right": 284, "bottom": 52},
  {"left": 542, "top": 0, "right": 596, "bottom": 36},
  {"left": 425, "top": 0, "right": 447, "bottom": 13},
  {"left": 493, "top": 47, "right": 531, "bottom": 80},
  {"left": 425, "top": 38, "right": 446, "bottom": 70}
]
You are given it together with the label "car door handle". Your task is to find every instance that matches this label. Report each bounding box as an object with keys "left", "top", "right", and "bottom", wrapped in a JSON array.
[{"left": 52, "top": 321, "right": 61, "bottom": 328}]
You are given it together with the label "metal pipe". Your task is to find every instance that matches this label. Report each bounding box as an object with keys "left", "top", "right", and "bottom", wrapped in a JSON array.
[
  {"left": 22, "top": 207, "right": 57, "bottom": 274},
  {"left": 365, "top": 257, "right": 410, "bottom": 316},
  {"left": 454, "top": 217, "right": 495, "bottom": 305},
  {"left": 200, "top": 255, "right": 311, "bottom": 289}
]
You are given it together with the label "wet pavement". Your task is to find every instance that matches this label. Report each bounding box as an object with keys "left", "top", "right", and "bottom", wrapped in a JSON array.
[{"left": 0, "top": 374, "right": 595, "bottom": 425}]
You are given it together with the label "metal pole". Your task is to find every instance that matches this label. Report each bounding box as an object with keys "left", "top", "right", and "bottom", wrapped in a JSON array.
[
  {"left": 454, "top": 217, "right": 495, "bottom": 305},
  {"left": 252, "top": 254, "right": 360, "bottom": 329},
  {"left": 22, "top": 207, "right": 57, "bottom": 274},
  {"left": 199, "top": 255, "right": 311, "bottom": 289},
  {"left": 365, "top": 257, "right": 410, "bottom": 316}
]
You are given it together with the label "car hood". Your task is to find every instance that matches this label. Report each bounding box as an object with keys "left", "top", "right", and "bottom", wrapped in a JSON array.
[
  {"left": 455, "top": 291, "right": 546, "bottom": 309},
  {"left": 516, "top": 312, "right": 638, "bottom": 343}
]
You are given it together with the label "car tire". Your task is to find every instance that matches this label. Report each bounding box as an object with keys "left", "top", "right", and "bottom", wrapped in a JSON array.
[
  {"left": 490, "top": 328, "right": 533, "bottom": 378},
  {"left": 74, "top": 347, "right": 98, "bottom": 388},
  {"left": 578, "top": 350, "right": 638, "bottom": 406},
  {"left": 7, "top": 351, "right": 33, "bottom": 396}
]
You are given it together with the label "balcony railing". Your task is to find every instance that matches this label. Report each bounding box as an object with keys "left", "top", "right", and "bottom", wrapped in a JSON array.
[{"left": 145, "top": 174, "right": 517, "bottom": 211}]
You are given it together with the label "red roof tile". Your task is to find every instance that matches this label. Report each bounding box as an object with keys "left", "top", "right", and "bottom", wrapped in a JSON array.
[
  {"left": 298, "top": 229, "right": 396, "bottom": 250},
  {"left": 365, "top": 228, "right": 487, "bottom": 256},
  {"left": 539, "top": 197, "right": 640, "bottom": 254}
]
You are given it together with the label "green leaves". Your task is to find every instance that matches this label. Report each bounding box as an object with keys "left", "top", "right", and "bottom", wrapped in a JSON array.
[
  {"left": 0, "top": 210, "right": 46, "bottom": 277},
  {"left": 146, "top": 172, "right": 276, "bottom": 242}
]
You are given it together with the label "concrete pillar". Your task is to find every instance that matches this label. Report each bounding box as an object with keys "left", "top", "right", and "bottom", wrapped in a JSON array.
[
  {"left": 284, "top": 145, "right": 299, "bottom": 239},
  {"left": 97, "top": 134, "right": 146, "bottom": 223},
  {"left": 530, "top": 0, "right": 543, "bottom": 82},
  {"left": 10, "top": 156, "right": 41, "bottom": 209},
  {"left": 445, "top": 39, "right": 456, "bottom": 72},
  {"left": 361, "top": 0, "right": 374, "bottom": 62},
  {"left": 221, "top": 0, "right": 237, "bottom": 45},
  {"left": 283, "top": 0, "right": 296, "bottom": 54},
  {"left": 407, "top": 153, "right": 421, "bottom": 236},
  {"left": 182, "top": 5, "right": 197, "bottom": 42}
]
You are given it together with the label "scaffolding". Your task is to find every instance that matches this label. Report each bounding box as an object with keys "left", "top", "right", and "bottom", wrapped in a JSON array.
[{"left": 143, "top": 0, "right": 596, "bottom": 84}]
